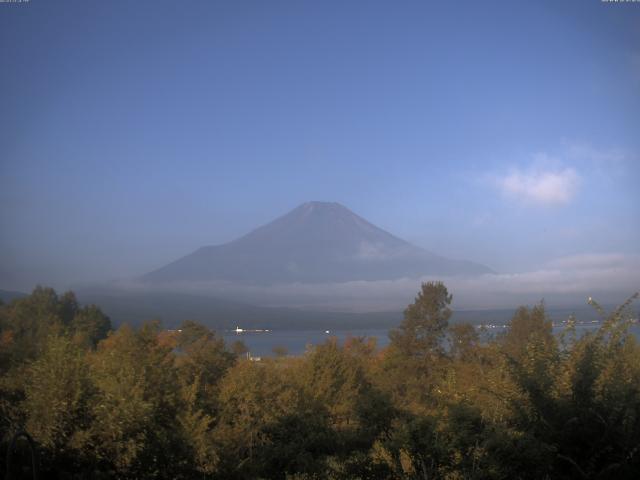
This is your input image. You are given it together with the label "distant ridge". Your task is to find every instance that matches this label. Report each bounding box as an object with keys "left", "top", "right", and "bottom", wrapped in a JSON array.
[
  {"left": 0, "top": 289, "right": 27, "bottom": 303},
  {"left": 142, "top": 201, "right": 493, "bottom": 285}
]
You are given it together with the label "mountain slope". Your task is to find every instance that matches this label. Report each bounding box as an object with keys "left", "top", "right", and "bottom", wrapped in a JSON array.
[{"left": 142, "top": 201, "right": 493, "bottom": 284}]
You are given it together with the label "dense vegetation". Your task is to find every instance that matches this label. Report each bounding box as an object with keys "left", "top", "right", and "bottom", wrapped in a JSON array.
[{"left": 1, "top": 283, "right": 639, "bottom": 479}]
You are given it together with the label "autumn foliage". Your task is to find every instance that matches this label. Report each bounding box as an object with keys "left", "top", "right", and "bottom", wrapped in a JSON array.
[{"left": 1, "top": 284, "right": 639, "bottom": 479}]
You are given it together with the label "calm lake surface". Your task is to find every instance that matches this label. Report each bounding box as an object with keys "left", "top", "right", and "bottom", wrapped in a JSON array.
[
  {"left": 223, "top": 328, "right": 390, "bottom": 357},
  {"left": 223, "top": 322, "right": 640, "bottom": 357}
]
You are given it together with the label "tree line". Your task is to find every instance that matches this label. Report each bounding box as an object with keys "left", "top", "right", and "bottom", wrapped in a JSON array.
[{"left": 1, "top": 283, "right": 639, "bottom": 479}]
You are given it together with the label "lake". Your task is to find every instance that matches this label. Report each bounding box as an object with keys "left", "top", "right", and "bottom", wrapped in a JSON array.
[{"left": 223, "top": 321, "right": 640, "bottom": 357}]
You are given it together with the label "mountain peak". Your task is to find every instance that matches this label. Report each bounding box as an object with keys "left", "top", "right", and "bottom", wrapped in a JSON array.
[
  {"left": 293, "top": 201, "right": 352, "bottom": 216},
  {"left": 142, "top": 202, "right": 493, "bottom": 284},
  {"left": 300, "top": 201, "right": 344, "bottom": 208}
]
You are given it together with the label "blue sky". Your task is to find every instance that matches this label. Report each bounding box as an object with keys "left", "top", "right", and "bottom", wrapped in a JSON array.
[{"left": 1, "top": 0, "right": 639, "bottom": 297}]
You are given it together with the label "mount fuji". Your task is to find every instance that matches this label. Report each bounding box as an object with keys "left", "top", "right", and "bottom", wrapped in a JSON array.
[{"left": 141, "top": 201, "right": 493, "bottom": 285}]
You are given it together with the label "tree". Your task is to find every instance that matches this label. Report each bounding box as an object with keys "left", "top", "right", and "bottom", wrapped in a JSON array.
[
  {"left": 176, "top": 376, "right": 219, "bottom": 477},
  {"left": 22, "top": 334, "right": 94, "bottom": 475},
  {"left": 174, "top": 320, "right": 235, "bottom": 413},
  {"left": 231, "top": 339, "right": 249, "bottom": 357},
  {"left": 300, "top": 338, "right": 368, "bottom": 428},
  {"left": 448, "top": 323, "right": 479, "bottom": 362},
  {"left": 0, "top": 287, "right": 111, "bottom": 363},
  {"left": 214, "top": 360, "right": 333, "bottom": 478},
  {"left": 87, "top": 321, "right": 184, "bottom": 477},
  {"left": 1, "top": 286, "right": 66, "bottom": 361},
  {"left": 509, "top": 295, "right": 640, "bottom": 479},
  {"left": 501, "top": 303, "right": 554, "bottom": 362},
  {"left": 71, "top": 304, "right": 112, "bottom": 347},
  {"left": 298, "top": 337, "right": 394, "bottom": 462},
  {"left": 389, "top": 281, "right": 452, "bottom": 358}
]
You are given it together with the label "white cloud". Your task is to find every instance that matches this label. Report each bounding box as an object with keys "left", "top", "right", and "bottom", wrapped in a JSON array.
[
  {"left": 482, "top": 143, "right": 633, "bottom": 207},
  {"left": 497, "top": 167, "right": 580, "bottom": 206}
]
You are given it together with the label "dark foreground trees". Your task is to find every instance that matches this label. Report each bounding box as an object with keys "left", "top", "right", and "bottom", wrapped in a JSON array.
[{"left": 1, "top": 285, "right": 639, "bottom": 479}]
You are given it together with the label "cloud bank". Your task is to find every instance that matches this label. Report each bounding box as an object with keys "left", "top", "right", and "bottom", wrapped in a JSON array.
[
  {"left": 496, "top": 167, "right": 580, "bottom": 206},
  {"left": 112, "top": 253, "right": 640, "bottom": 312}
]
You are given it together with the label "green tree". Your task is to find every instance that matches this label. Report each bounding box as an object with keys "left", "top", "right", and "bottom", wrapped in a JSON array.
[
  {"left": 231, "top": 339, "right": 249, "bottom": 357},
  {"left": 87, "top": 321, "right": 184, "bottom": 478},
  {"left": 176, "top": 376, "right": 219, "bottom": 477},
  {"left": 501, "top": 302, "right": 555, "bottom": 362},
  {"left": 299, "top": 337, "right": 394, "bottom": 467},
  {"left": 71, "top": 304, "right": 112, "bottom": 347},
  {"left": 22, "top": 334, "right": 94, "bottom": 475},
  {"left": 389, "top": 281, "right": 452, "bottom": 358},
  {"left": 379, "top": 282, "right": 453, "bottom": 413},
  {"left": 448, "top": 323, "right": 480, "bottom": 362},
  {"left": 174, "top": 320, "right": 235, "bottom": 413},
  {"left": 0, "top": 287, "right": 111, "bottom": 363},
  {"left": 214, "top": 360, "right": 333, "bottom": 479},
  {"left": 1, "top": 286, "right": 66, "bottom": 361}
]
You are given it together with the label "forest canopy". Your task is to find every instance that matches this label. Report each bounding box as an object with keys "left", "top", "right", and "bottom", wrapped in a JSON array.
[{"left": 1, "top": 283, "right": 639, "bottom": 479}]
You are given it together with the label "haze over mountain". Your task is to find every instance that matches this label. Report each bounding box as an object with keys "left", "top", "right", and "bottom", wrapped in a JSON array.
[{"left": 142, "top": 202, "right": 493, "bottom": 286}]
